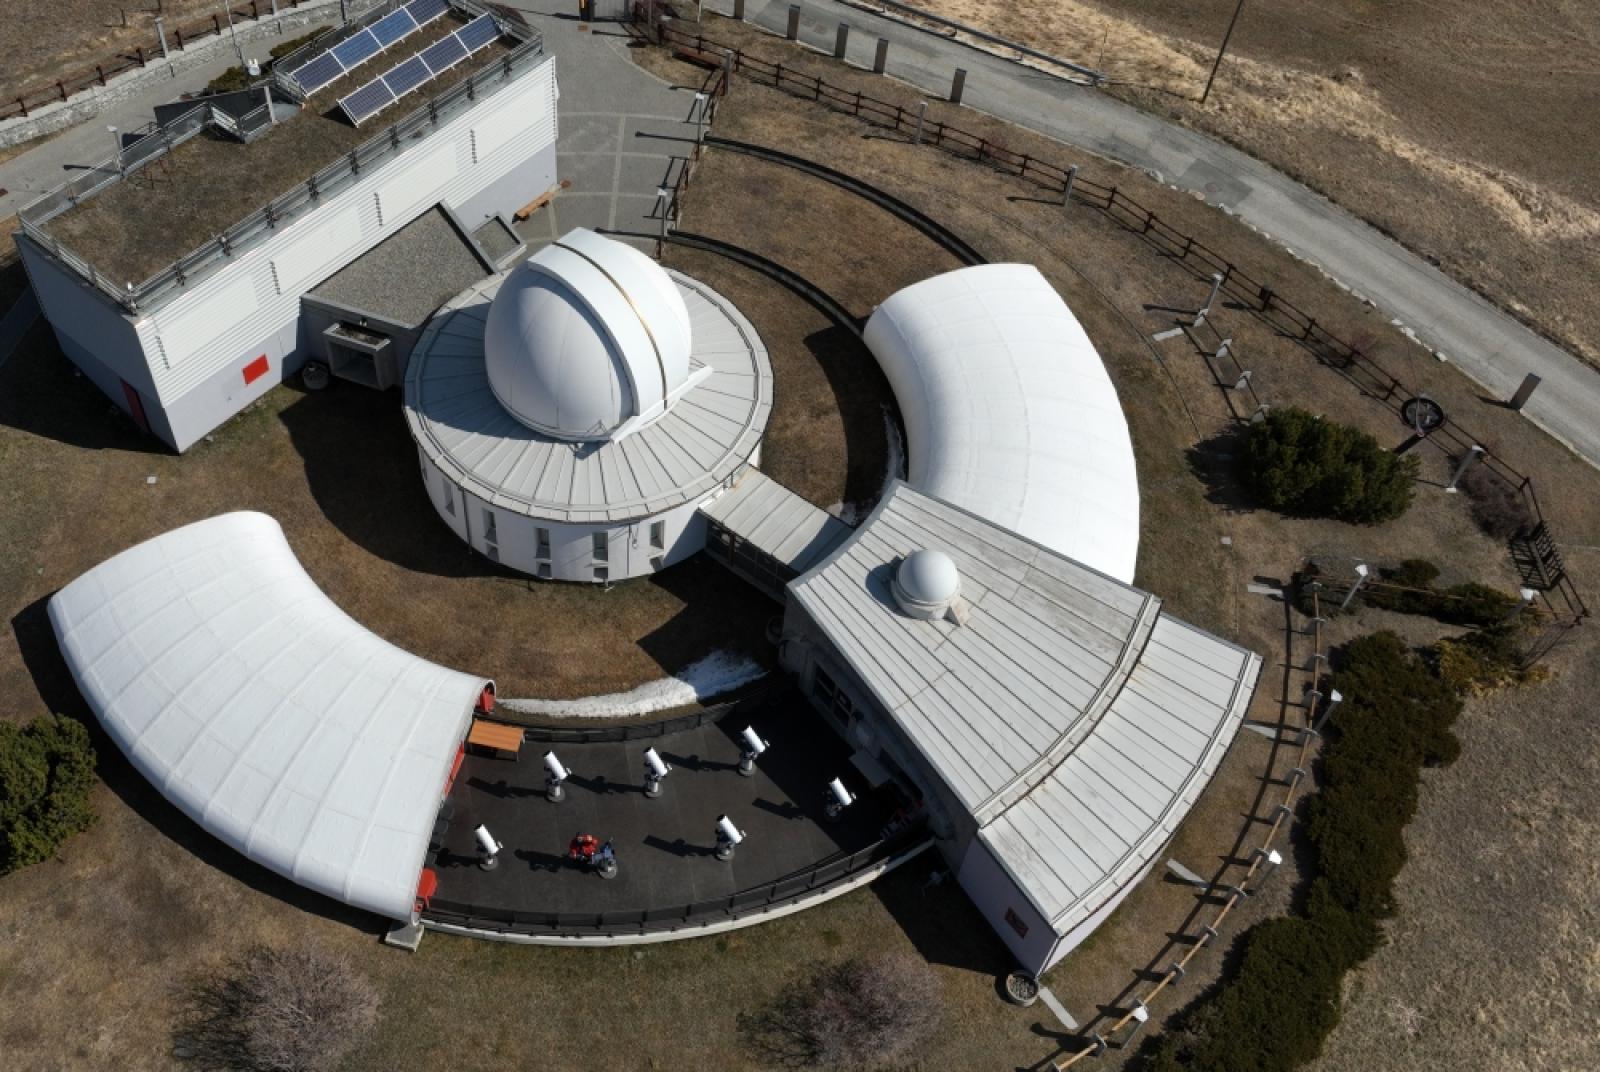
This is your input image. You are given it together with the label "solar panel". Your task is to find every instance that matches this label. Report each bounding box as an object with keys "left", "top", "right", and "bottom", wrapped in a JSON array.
[
  {"left": 292, "top": 52, "right": 345, "bottom": 95},
  {"left": 404, "top": 0, "right": 449, "bottom": 27},
  {"left": 456, "top": 13, "right": 499, "bottom": 53},
  {"left": 419, "top": 34, "right": 468, "bottom": 75},
  {"left": 331, "top": 29, "right": 381, "bottom": 71},
  {"left": 370, "top": 9, "right": 418, "bottom": 48},
  {"left": 339, "top": 78, "right": 396, "bottom": 125},
  {"left": 381, "top": 55, "right": 431, "bottom": 99}
]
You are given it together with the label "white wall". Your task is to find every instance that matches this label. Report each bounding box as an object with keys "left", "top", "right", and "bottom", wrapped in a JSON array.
[
  {"left": 956, "top": 839, "right": 1059, "bottom": 976},
  {"left": 90, "top": 56, "right": 561, "bottom": 451},
  {"left": 416, "top": 450, "right": 708, "bottom": 582}
]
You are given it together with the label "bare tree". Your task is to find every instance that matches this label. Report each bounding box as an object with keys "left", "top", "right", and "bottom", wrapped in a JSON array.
[
  {"left": 742, "top": 953, "right": 942, "bottom": 1069},
  {"left": 175, "top": 944, "right": 379, "bottom": 1072}
]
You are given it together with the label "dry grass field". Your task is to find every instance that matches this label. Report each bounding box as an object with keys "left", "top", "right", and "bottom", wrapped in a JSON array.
[
  {"left": 2, "top": 20, "right": 1599, "bottom": 1072},
  {"left": 916, "top": 0, "right": 1600, "bottom": 371},
  {"left": 0, "top": 1, "right": 247, "bottom": 103}
]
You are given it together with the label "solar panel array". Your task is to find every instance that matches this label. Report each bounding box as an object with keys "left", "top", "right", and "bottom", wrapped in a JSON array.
[
  {"left": 289, "top": 0, "right": 452, "bottom": 96},
  {"left": 338, "top": 14, "right": 502, "bottom": 126}
]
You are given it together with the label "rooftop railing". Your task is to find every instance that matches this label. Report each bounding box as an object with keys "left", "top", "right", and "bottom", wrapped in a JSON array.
[{"left": 17, "top": 14, "right": 543, "bottom": 315}]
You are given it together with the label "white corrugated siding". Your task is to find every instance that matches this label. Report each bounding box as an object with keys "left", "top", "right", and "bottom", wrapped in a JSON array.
[{"left": 137, "top": 56, "right": 558, "bottom": 402}]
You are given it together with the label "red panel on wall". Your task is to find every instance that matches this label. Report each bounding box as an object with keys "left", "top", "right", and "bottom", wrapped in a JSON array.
[{"left": 242, "top": 354, "right": 270, "bottom": 385}]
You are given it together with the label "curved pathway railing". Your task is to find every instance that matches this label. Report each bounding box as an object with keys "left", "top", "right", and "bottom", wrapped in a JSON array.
[
  {"left": 703, "top": 135, "right": 986, "bottom": 267},
  {"left": 423, "top": 830, "right": 930, "bottom": 938}
]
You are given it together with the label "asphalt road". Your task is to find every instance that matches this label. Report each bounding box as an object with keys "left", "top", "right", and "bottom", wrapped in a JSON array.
[{"left": 703, "top": 0, "right": 1600, "bottom": 470}]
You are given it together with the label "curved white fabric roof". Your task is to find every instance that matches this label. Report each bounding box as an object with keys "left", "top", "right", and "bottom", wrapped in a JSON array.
[
  {"left": 862, "top": 264, "right": 1141, "bottom": 583},
  {"left": 48, "top": 513, "right": 489, "bottom": 922},
  {"left": 484, "top": 228, "right": 692, "bottom": 441}
]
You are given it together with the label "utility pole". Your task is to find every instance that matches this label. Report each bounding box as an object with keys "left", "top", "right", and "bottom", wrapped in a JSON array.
[
  {"left": 1200, "top": 0, "right": 1247, "bottom": 106},
  {"left": 219, "top": 1, "right": 245, "bottom": 69}
]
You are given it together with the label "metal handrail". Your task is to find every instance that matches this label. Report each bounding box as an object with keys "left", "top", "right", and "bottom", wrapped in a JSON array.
[{"left": 423, "top": 831, "right": 928, "bottom": 936}]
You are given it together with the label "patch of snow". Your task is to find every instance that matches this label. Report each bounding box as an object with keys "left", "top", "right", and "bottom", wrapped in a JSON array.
[{"left": 498, "top": 650, "right": 766, "bottom": 719}]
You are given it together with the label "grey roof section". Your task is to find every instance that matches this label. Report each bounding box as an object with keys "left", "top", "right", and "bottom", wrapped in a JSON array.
[
  {"left": 312, "top": 207, "right": 488, "bottom": 327},
  {"left": 790, "top": 481, "right": 1259, "bottom": 935},
  {"left": 699, "top": 470, "right": 851, "bottom": 576},
  {"left": 405, "top": 268, "right": 772, "bottom": 524}
]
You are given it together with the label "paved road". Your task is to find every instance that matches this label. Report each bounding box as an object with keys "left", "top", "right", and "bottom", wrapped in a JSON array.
[{"left": 704, "top": 0, "right": 1600, "bottom": 469}]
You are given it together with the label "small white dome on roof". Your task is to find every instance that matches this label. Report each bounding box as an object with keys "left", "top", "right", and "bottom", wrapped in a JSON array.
[
  {"left": 893, "top": 549, "right": 961, "bottom": 620},
  {"left": 483, "top": 229, "right": 692, "bottom": 441}
]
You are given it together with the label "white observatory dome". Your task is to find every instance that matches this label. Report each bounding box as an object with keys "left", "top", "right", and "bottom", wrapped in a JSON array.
[
  {"left": 892, "top": 549, "right": 962, "bottom": 620},
  {"left": 484, "top": 229, "right": 693, "bottom": 441}
]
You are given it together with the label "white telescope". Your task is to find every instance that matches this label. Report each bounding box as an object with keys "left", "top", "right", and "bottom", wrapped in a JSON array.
[
  {"left": 474, "top": 824, "right": 502, "bottom": 870},
  {"left": 644, "top": 748, "right": 670, "bottom": 780},
  {"left": 544, "top": 750, "right": 569, "bottom": 803},
  {"left": 825, "top": 777, "right": 855, "bottom": 821},
  {"left": 714, "top": 814, "right": 744, "bottom": 860},
  {"left": 737, "top": 727, "right": 768, "bottom": 777}
]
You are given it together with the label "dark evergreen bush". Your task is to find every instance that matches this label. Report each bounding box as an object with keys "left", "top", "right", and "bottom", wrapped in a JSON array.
[
  {"left": 0, "top": 714, "right": 98, "bottom": 873},
  {"left": 1140, "top": 632, "right": 1462, "bottom": 1072},
  {"left": 1243, "top": 408, "right": 1418, "bottom": 523}
]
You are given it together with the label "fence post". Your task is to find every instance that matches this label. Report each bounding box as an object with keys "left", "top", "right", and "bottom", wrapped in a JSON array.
[
  {"left": 786, "top": 4, "right": 800, "bottom": 40},
  {"left": 96, "top": 65, "right": 107, "bottom": 87},
  {"left": 873, "top": 36, "right": 889, "bottom": 74},
  {"left": 733, "top": 0, "right": 745, "bottom": 18},
  {"left": 834, "top": 22, "right": 849, "bottom": 59},
  {"left": 1508, "top": 373, "right": 1542, "bottom": 411},
  {"left": 1062, "top": 164, "right": 1077, "bottom": 206},
  {"left": 175, "top": 26, "right": 184, "bottom": 50},
  {"left": 137, "top": 46, "right": 145, "bottom": 67},
  {"left": 913, "top": 99, "right": 927, "bottom": 144},
  {"left": 1446, "top": 445, "right": 1485, "bottom": 492},
  {"left": 949, "top": 67, "right": 967, "bottom": 104}
]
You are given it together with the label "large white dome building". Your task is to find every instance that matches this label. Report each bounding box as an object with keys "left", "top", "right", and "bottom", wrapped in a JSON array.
[{"left": 405, "top": 230, "right": 772, "bottom": 582}]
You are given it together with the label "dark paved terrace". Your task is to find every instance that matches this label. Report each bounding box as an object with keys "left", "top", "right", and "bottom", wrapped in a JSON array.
[{"left": 430, "top": 692, "right": 897, "bottom": 920}]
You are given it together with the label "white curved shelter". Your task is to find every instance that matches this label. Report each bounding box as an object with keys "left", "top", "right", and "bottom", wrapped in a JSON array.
[
  {"left": 862, "top": 264, "right": 1141, "bottom": 583},
  {"left": 484, "top": 229, "right": 694, "bottom": 441},
  {"left": 48, "top": 513, "right": 490, "bottom": 922}
]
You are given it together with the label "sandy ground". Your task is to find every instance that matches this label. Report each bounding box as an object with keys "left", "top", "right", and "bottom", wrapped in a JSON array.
[{"left": 916, "top": 0, "right": 1600, "bottom": 370}]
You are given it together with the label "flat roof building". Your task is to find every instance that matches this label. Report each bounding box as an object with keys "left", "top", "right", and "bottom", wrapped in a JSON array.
[
  {"left": 784, "top": 482, "right": 1259, "bottom": 975},
  {"left": 13, "top": 1, "right": 557, "bottom": 451}
]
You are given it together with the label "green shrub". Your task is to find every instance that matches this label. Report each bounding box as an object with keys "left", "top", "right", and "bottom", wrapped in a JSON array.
[
  {"left": 1140, "top": 632, "right": 1461, "bottom": 1072},
  {"left": 1296, "top": 559, "right": 1518, "bottom": 626},
  {"left": 1429, "top": 622, "right": 1546, "bottom": 695},
  {"left": 204, "top": 30, "right": 326, "bottom": 95},
  {"left": 1243, "top": 407, "right": 1418, "bottom": 523},
  {"left": 0, "top": 714, "right": 98, "bottom": 873}
]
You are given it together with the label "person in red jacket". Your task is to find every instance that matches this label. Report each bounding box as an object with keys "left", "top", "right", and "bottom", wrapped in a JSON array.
[{"left": 568, "top": 833, "right": 599, "bottom": 865}]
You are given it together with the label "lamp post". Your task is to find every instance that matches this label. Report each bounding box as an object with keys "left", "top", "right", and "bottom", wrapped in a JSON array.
[{"left": 1200, "top": 0, "right": 1247, "bottom": 106}]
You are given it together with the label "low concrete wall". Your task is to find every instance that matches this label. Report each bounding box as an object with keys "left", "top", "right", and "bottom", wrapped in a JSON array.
[{"left": 0, "top": 0, "right": 343, "bottom": 150}]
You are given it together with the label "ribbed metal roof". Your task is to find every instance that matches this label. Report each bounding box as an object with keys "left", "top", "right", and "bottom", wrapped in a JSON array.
[
  {"left": 699, "top": 470, "right": 851, "bottom": 576},
  {"left": 790, "top": 481, "right": 1259, "bottom": 935},
  {"left": 406, "top": 267, "right": 772, "bottom": 524}
]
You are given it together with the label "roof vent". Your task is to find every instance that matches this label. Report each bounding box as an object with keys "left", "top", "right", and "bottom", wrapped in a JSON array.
[{"left": 892, "top": 549, "right": 965, "bottom": 623}]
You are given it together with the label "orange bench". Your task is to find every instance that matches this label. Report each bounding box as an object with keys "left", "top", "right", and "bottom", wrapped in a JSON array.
[{"left": 467, "top": 719, "right": 523, "bottom": 759}]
